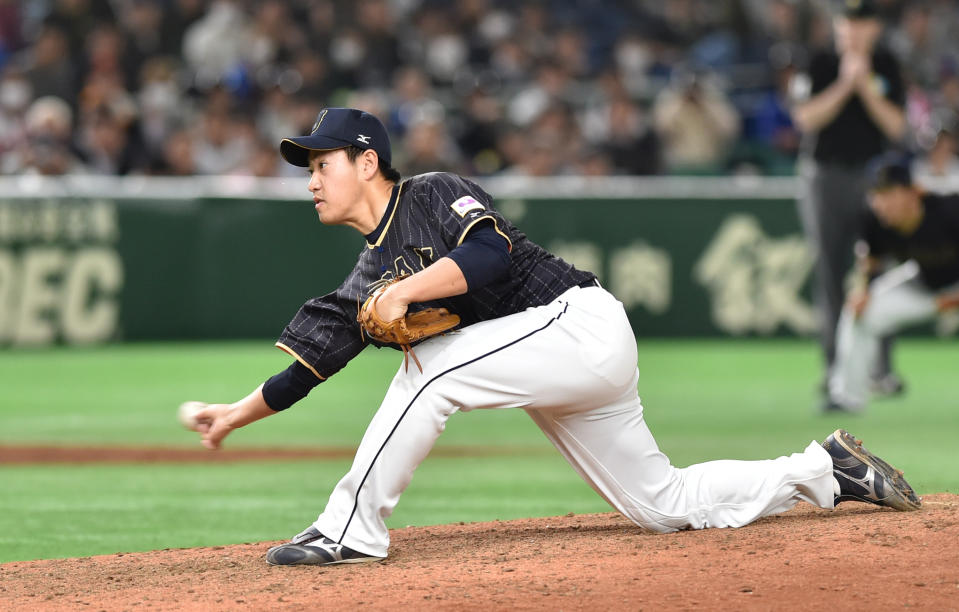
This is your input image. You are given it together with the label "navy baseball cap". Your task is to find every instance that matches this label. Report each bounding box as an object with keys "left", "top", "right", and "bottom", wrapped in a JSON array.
[
  {"left": 280, "top": 108, "right": 392, "bottom": 167},
  {"left": 867, "top": 154, "right": 913, "bottom": 191}
]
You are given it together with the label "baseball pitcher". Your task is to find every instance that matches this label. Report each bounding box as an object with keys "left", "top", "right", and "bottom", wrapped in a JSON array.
[{"left": 183, "top": 108, "right": 920, "bottom": 566}]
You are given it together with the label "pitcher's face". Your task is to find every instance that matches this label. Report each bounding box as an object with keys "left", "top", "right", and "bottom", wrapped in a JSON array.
[{"left": 307, "top": 149, "right": 363, "bottom": 226}]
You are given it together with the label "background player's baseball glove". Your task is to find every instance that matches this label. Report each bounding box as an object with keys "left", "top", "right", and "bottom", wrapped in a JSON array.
[{"left": 357, "top": 276, "right": 460, "bottom": 373}]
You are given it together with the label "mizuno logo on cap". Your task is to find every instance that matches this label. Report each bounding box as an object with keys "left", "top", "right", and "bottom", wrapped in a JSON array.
[{"left": 357, "top": 134, "right": 371, "bottom": 144}]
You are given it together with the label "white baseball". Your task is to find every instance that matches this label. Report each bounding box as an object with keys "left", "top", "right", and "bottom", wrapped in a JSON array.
[{"left": 178, "top": 401, "right": 207, "bottom": 431}]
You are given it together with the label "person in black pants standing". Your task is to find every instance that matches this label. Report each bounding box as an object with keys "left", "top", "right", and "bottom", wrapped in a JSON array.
[{"left": 791, "top": 0, "right": 907, "bottom": 409}]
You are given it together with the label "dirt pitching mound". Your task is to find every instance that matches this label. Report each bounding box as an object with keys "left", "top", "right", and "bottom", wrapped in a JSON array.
[{"left": 2, "top": 495, "right": 957, "bottom": 611}]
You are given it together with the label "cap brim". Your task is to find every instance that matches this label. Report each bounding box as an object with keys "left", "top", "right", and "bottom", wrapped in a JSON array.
[{"left": 279, "top": 135, "right": 350, "bottom": 167}]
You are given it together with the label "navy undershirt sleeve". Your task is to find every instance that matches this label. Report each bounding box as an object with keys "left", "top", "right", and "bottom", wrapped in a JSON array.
[
  {"left": 262, "top": 360, "right": 322, "bottom": 411},
  {"left": 446, "top": 222, "right": 511, "bottom": 291}
]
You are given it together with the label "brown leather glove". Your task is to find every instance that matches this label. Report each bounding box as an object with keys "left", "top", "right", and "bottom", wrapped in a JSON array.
[{"left": 357, "top": 277, "right": 460, "bottom": 372}]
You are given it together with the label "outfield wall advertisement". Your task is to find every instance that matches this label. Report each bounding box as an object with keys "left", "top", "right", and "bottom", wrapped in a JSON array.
[
  {"left": 0, "top": 199, "right": 123, "bottom": 345},
  {"left": 499, "top": 196, "right": 817, "bottom": 337},
  {"left": 0, "top": 180, "right": 834, "bottom": 346}
]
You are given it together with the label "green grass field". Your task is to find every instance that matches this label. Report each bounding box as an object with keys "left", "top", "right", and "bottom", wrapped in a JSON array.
[{"left": 1, "top": 338, "right": 956, "bottom": 563}]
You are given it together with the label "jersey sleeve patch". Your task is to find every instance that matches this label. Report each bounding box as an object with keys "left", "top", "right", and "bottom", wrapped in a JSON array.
[{"left": 450, "top": 195, "right": 485, "bottom": 218}]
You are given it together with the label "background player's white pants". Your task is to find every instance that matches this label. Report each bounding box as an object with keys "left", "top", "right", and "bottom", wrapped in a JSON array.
[
  {"left": 830, "top": 262, "right": 947, "bottom": 408},
  {"left": 314, "top": 286, "right": 836, "bottom": 557}
]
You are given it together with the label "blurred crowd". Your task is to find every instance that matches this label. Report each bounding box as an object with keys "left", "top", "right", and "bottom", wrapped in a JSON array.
[{"left": 1, "top": 0, "right": 958, "bottom": 178}]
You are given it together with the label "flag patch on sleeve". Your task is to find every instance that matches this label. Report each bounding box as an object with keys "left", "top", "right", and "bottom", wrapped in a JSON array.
[{"left": 450, "top": 195, "right": 485, "bottom": 217}]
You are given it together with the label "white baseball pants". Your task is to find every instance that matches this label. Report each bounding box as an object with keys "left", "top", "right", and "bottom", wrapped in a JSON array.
[
  {"left": 830, "top": 261, "right": 948, "bottom": 409},
  {"left": 314, "top": 286, "right": 836, "bottom": 557}
]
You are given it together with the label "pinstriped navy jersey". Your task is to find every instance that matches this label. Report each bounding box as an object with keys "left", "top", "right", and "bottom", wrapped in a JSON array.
[{"left": 276, "top": 172, "right": 595, "bottom": 380}]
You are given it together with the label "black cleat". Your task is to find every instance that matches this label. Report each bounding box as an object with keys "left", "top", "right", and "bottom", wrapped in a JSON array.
[
  {"left": 266, "top": 526, "right": 383, "bottom": 566},
  {"left": 870, "top": 372, "right": 906, "bottom": 398},
  {"left": 822, "top": 429, "right": 921, "bottom": 511}
]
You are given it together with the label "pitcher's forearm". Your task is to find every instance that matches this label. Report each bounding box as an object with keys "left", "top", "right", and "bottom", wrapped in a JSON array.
[
  {"left": 228, "top": 384, "right": 278, "bottom": 427},
  {"left": 390, "top": 257, "right": 469, "bottom": 305},
  {"left": 201, "top": 385, "right": 276, "bottom": 450}
]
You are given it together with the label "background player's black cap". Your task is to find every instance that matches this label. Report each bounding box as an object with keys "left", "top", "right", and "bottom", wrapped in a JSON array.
[
  {"left": 840, "top": 0, "right": 879, "bottom": 19},
  {"left": 280, "top": 108, "right": 392, "bottom": 167},
  {"left": 867, "top": 153, "right": 913, "bottom": 191}
]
